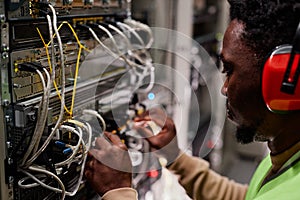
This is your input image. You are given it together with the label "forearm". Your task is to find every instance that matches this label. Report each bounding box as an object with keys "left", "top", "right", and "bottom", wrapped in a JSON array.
[
  {"left": 102, "top": 188, "right": 138, "bottom": 200},
  {"left": 168, "top": 152, "right": 248, "bottom": 200}
]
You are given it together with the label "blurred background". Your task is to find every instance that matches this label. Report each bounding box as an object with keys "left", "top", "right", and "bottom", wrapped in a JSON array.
[{"left": 130, "top": 0, "right": 269, "bottom": 199}]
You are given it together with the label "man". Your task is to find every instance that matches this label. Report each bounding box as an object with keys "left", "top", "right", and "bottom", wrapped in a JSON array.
[{"left": 84, "top": 0, "right": 300, "bottom": 199}]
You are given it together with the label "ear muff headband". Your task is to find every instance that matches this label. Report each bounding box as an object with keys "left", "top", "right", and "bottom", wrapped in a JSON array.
[
  {"left": 281, "top": 22, "right": 300, "bottom": 95},
  {"left": 262, "top": 21, "right": 300, "bottom": 113}
]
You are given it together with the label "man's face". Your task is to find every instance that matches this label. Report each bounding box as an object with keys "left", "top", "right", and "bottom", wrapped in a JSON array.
[{"left": 220, "top": 19, "right": 268, "bottom": 144}]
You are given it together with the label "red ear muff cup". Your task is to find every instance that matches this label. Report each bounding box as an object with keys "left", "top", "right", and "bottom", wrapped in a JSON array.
[{"left": 262, "top": 45, "right": 300, "bottom": 112}]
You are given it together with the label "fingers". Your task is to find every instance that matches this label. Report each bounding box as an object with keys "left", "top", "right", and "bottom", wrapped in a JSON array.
[
  {"left": 104, "top": 132, "right": 128, "bottom": 151},
  {"left": 134, "top": 116, "right": 176, "bottom": 150},
  {"left": 94, "top": 136, "right": 111, "bottom": 149},
  {"left": 134, "top": 125, "right": 155, "bottom": 138},
  {"left": 134, "top": 107, "right": 168, "bottom": 128},
  {"left": 93, "top": 132, "right": 127, "bottom": 151}
]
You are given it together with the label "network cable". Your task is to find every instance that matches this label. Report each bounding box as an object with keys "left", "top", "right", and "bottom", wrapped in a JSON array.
[{"left": 25, "top": 4, "right": 67, "bottom": 167}]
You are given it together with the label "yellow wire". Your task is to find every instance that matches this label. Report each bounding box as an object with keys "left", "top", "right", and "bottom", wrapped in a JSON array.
[
  {"left": 37, "top": 27, "right": 71, "bottom": 115},
  {"left": 47, "top": 21, "right": 90, "bottom": 52},
  {"left": 36, "top": 20, "right": 91, "bottom": 117},
  {"left": 70, "top": 46, "right": 82, "bottom": 116},
  {"left": 36, "top": 28, "right": 52, "bottom": 72}
]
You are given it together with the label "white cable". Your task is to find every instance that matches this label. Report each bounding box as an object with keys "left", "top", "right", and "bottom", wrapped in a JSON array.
[
  {"left": 24, "top": 123, "right": 89, "bottom": 197},
  {"left": 26, "top": 5, "right": 66, "bottom": 166},
  {"left": 18, "top": 174, "right": 47, "bottom": 189},
  {"left": 33, "top": 68, "right": 51, "bottom": 154},
  {"left": 66, "top": 139, "right": 88, "bottom": 197},
  {"left": 65, "top": 119, "right": 92, "bottom": 150},
  {"left": 87, "top": 25, "right": 137, "bottom": 71},
  {"left": 21, "top": 68, "right": 49, "bottom": 166},
  {"left": 109, "top": 22, "right": 155, "bottom": 92},
  {"left": 20, "top": 167, "right": 66, "bottom": 199},
  {"left": 83, "top": 122, "right": 92, "bottom": 150},
  {"left": 21, "top": 14, "right": 54, "bottom": 165},
  {"left": 88, "top": 24, "right": 149, "bottom": 81},
  {"left": 82, "top": 109, "right": 106, "bottom": 132},
  {"left": 55, "top": 125, "right": 83, "bottom": 167},
  {"left": 116, "top": 22, "right": 145, "bottom": 47},
  {"left": 87, "top": 26, "right": 119, "bottom": 58},
  {"left": 97, "top": 24, "right": 125, "bottom": 56},
  {"left": 108, "top": 23, "right": 153, "bottom": 67},
  {"left": 124, "top": 19, "right": 154, "bottom": 49},
  {"left": 108, "top": 22, "right": 154, "bottom": 80},
  {"left": 20, "top": 136, "right": 88, "bottom": 198},
  {"left": 66, "top": 144, "right": 88, "bottom": 197},
  {"left": 132, "top": 139, "right": 150, "bottom": 187},
  {"left": 136, "top": 65, "right": 155, "bottom": 93},
  {"left": 103, "top": 24, "right": 150, "bottom": 68},
  {"left": 108, "top": 24, "right": 133, "bottom": 50}
]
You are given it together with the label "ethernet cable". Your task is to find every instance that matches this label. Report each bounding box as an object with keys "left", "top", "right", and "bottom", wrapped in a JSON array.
[
  {"left": 107, "top": 21, "right": 155, "bottom": 93},
  {"left": 81, "top": 22, "right": 150, "bottom": 83},
  {"left": 19, "top": 167, "right": 66, "bottom": 199},
  {"left": 20, "top": 14, "right": 55, "bottom": 166},
  {"left": 79, "top": 24, "right": 118, "bottom": 59},
  {"left": 132, "top": 139, "right": 150, "bottom": 188},
  {"left": 93, "top": 23, "right": 150, "bottom": 76},
  {"left": 107, "top": 23, "right": 133, "bottom": 50},
  {"left": 135, "top": 65, "right": 155, "bottom": 93},
  {"left": 20, "top": 122, "right": 90, "bottom": 198},
  {"left": 124, "top": 19, "right": 154, "bottom": 49},
  {"left": 66, "top": 119, "right": 92, "bottom": 149},
  {"left": 33, "top": 68, "right": 52, "bottom": 154},
  {"left": 81, "top": 23, "right": 145, "bottom": 82},
  {"left": 116, "top": 21, "right": 145, "bottom": 47},
  {"left": 107, "top": 22, "right": 153, "bottom": 67},
  {"left": 55, "top": 125, "right": 83, "bottom": 167},
  {"left": 82, "top": 109, "right": 106, "bottom": 133},
  {"left": 25, "top": 5, "right": 66, "bottom": 167},
  {"left": 18, "top": 174, "right": 47, "bottom": 189},
  {"left": 37, "top": 20, "right": 90, "bottom": 116},
  {"left": 23, "top": 151, "right": 88, "bottom": 198},
  {"left": 20, "top": 65, "right": 51, "bottom": 166}
]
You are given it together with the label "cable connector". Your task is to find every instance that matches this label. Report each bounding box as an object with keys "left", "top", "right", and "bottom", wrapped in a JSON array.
[
  {"left": 59, "top": 125, "right": 76, "bottom": 133},
  {"left": 63, "top": 148, "right": 73, "bottom": 155},
  {"left": 55, "top": 141, "right": 67, "bottom": 148},
  {"left": 30, "top": 62, "right": 46, "bottom": 69},
  {"left": 76, "top": 23, "right": 91, "bottom": 30},
  {"left": 18, "top": 63, "right": 38, "bottom": 72}
]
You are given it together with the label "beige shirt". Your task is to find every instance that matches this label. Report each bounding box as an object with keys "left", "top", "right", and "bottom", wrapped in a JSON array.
[
  {"left": 102, "top": 152, "right": 248, "bottom": 200},
  {"left": 168, "top": 152, "right": 247, "bottom": 200}
]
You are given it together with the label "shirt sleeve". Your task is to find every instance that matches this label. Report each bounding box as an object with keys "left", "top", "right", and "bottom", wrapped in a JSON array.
[
  {"left": 102, "top": 188, "right": 138, "bottom": 200},
  {"left": 167, "top": 151, "right": 248, "bottom": 200}
]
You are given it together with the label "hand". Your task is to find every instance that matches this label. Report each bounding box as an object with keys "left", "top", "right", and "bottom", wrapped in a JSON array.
[
  {"left": 84, "top": 132, "right": 132, "bottom": 196},
  {"left": 134, "top": 107, "right": 180, "bottom": 166}
]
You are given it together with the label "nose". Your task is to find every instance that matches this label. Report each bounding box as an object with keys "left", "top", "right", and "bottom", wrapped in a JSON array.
[{"left": 221, "top": 79, "right": 228, "bottom": 96}]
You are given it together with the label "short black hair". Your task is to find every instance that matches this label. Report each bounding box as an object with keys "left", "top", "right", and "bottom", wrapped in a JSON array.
[{"left": 228, "top": 0, "right": 300, "bottom": 61}]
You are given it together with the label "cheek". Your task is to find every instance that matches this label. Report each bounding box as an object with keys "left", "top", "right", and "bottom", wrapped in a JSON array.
[{"left": 228, "top": 74, "right": 264, "bottom": 122}]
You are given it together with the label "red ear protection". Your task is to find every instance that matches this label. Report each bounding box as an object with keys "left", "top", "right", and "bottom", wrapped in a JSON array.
[
  {"left": 262, "top": 22, "right": 300, "bottom": 113},
  {"left": 262, "top": 46, "right": 300, "bottom": 112}
]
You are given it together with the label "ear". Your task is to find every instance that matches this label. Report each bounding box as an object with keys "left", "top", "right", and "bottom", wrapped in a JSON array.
[{"left": 262, "top": 45, "right": 300, "bottom": 113}]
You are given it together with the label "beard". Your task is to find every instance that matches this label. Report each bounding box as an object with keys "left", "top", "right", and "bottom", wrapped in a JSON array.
[
  {"left": 235, "top": 120, "right": 268, "bottom": 144},
  {"left": 235, "top": 126, "right": 257, "bottom": 144}
]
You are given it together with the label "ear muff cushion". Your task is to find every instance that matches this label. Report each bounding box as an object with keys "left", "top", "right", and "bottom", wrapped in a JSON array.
[{"left": 262, "top": 45, "right": 300, "bottom": 113}]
